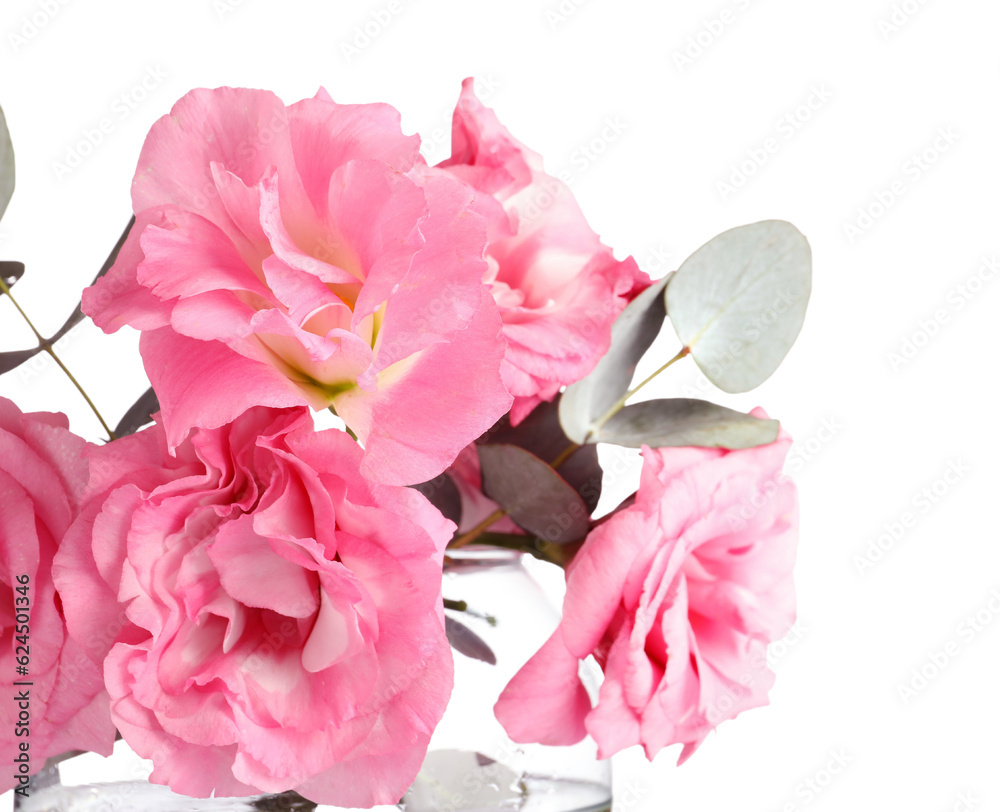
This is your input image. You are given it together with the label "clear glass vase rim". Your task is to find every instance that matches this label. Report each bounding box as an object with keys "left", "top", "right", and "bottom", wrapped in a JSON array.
[{"left": 444, "top": 545, "right": 524, "bottom": 571}]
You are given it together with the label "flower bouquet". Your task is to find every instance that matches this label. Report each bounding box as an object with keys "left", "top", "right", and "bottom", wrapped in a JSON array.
[{"left": 0, "top": 79, "right": 809, "bottom": 810}]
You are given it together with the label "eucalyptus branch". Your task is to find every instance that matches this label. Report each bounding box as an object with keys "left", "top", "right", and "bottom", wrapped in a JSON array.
[
  {"left": 0, "top": 276, "right": 116, "bottom": 440},
  {"left": 448, "top": 347, "right": 690, "bottom": 555}
]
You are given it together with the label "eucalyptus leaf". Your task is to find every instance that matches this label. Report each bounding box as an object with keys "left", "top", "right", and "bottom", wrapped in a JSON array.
[
  {"left": 250, "top": 791, "right": 317, "bottom": 812},
  {"left": 411, "top": 473, "right": 462, "bottom": 527},
  {"left": 444, "top": 616, "right": 496, "bottom": 665},
  {"left": 0, "top": 105, "right": 13, "bottom": 223},
  {"left": 114, "top": 387, "right": 159, "bottom": 438},
  {"left": 478, "top": 444, "right": 589, "bottom": 544},
  {"left": 597, "top": 398, "right": 779, "bottom": 449},
  {"left": 0, "top": 348, "right": 38, "bottom": 376},
  {"left": 481, "top": 395, "right": 602, "bottom": 514},
  {"left": 666, "top": 220, "right": 810, "bottom": 393},
  {"left": 559, "top": 273, "right": 671, "bottom": 443},
  {"left": 0, "top": 260, "right": 24, "bottom": 296}
]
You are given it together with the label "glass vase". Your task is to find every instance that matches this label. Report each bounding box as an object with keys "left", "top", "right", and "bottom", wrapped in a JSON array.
[{"left": 402, "top": 547, "right": 611, "bottom": 812}]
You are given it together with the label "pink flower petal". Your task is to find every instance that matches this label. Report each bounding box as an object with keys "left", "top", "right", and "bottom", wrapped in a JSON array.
[{"left": 494, "top": 630, "right": 591, "bottom": 746}]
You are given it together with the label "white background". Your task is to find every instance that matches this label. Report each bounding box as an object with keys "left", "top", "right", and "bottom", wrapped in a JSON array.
[{"left": 2, "top": 0, "right": 999, "bottom": 810}]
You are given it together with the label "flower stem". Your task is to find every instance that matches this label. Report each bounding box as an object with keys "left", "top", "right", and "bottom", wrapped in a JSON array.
[
  {"left": 450, "top": 507, "right": 506, "bottom": 550},
  {"left": 475, "top": 531, "right": 580, "bottom": 568},
  {"left": 43, "top": 347, "right": 116, "bottom": 439},
  {"left": 327, "top": 405, "right": 358, "bottom": 441},
  {"left": 549, "top": 441, "right": 581, "bottom": 470},
  {"left": 0, "top": 276, "right": 116, "bottom": 440},
  {"left": 443, "top": 597, "right": 497, "bottom": 626}
]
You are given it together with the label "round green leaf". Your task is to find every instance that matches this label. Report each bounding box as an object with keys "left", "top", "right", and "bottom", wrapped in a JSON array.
[{"left": 666, "top": 220, "right": 811, "bottom": 393}]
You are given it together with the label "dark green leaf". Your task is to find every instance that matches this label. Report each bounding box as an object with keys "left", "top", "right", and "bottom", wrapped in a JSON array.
[
  {"left": 445, "top": 615, "right": 496, "bottom": 665},
  {"left": 478, "top": 444, "right": 589, "bottom": 544},
  {"left": 114, "top": 387, "right": 159, "bottom": 438},
  {"left": 480, "top": 395, "right": 602, "bottom": 514},
  {"left": 597, "top": 398, "right": 779, "bottom": 449},
  {"left": 559, "top": 273, "right": 671, "bottom": 443},
  {"left": 411, "top": 473, "right": 462, "bottom": 526}
]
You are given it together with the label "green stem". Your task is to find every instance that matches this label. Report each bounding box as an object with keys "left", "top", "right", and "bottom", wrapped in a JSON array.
[
  {"left": 0, "top": 277, "right": 116, "bottom": 440},
  {"left": 443, "top": 597, "right": 497, "bottom": 626},
  {"left": 43, "top": 347, "right": 116, "bottom": 439},
  {"left": 549, "top": 441, "right": 581, "bottom": 470},
  {"left": 450, "top": 507, "right": 505, "bottom": 550},
  {"left": 476, "top": 531, "right": 579, "bottom": 568},
  {"left": 588, "top": 345, "right": 690, "bottom": 437},
  {"left": 327, "top": 405, "right": 358, "bottom": 441}
]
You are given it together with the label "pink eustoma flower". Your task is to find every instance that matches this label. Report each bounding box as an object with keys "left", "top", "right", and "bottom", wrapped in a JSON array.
[
  {"left": 83, "top": 86, "right": 512, "bottom": 485},
  {"left": 0, "top": 397, "right": 115, "bottom": 792},
  {"left": 436, "top": 79, "right": 650, "bottom": 424},
  {"left": 495, "top": 415, "right": 798, "bottom": 762},
  {"left": 52, "top": 406, "right": 455, "bottom": 806}
]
